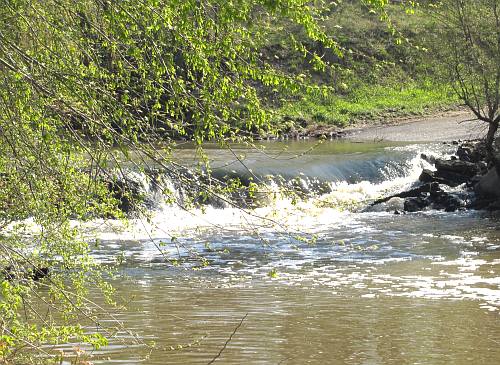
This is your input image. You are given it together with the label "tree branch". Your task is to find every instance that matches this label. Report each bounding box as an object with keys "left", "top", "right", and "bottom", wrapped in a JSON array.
[{"left": 207, "top": 313, "right": 248, "bottom": 365}]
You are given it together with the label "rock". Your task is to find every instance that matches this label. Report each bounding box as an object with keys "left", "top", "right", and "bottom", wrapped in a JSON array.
[
  {"left": 475, "top": 167, "right": 500, "bottom": 198},
  {"left": 385, "top": 197, "right": 405, "bottom": 211},
  {"left": 420, "top": 153, "right": 436, "bottom": 165},
  {"left": 433, "top": 159, "right": 480, "bottom": 186},
  {"left": 33, "top": 267, "right": 50, "bottom": 281},
  {"left": 470, "top": 142, "right": 489, "bottom": 163},
  {"left": 429, "top": 191, "right": 465, "bottom": 212},
  {"left": 374, "top": 180, "right": 467, "bottom": 213},
  {"left": 456, "top": 146, "right": 473, "bottom": 162},
  {"left": 434, "top": 170, "right": 470, "bottom": 186},
  {"left": 487, "top": 199, "right": 500, "bottom": 211},
  {"left": 370, "top": 183, "right": 441, "bottom": 206},
  {"left": 403, "top": 190, "right": 464, "bottom": 213},
  {"left": 330, "top": 131, "right": 346, "bottom": 139},
  {"left": 419, "top": 169, "right": 455, "bottom": 185},
  {"left": 404, "top": 197, "right": 429, "bottom": 212},
  {"left": 435, "top": 159, "right": 480, "bottom": 177},
  {"left": 419, "top": 169, "right": 436, "bottom": 183},
  {"left": 363, "top": 197, "right": 404, "bottom": 213},
  {"left": 107, "top": 176, "right": 144, "bottom": 214}
]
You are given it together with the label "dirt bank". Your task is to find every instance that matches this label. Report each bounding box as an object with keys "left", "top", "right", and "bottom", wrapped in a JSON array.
[{"left": 344, "top": 110, "right": 485, "bottom": 142}]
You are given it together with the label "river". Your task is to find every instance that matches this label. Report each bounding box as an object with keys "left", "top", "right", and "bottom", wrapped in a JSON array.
[{"left": 61, "top": 140, "right": 499, "bottom": 364}]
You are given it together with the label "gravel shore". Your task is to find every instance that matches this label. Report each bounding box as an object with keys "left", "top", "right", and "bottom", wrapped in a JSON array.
[{"left": 345, "top": 110, "right": 485, "bottom": 142}]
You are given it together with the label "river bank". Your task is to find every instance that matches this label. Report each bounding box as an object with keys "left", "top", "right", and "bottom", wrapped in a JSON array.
[
  {"left": 344, "top": 109, "right": 480, "bottom": 142},
  {"left": 278, "top": 108, "right": 477, "bottom": 142}
]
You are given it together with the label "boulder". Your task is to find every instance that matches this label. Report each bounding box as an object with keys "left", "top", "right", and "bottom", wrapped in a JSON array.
[
  {"left": 435, "top": 159, "right": 479, "bottom": 177},
  {"left": 420, "top": 153, "right": 436, "bottom": 165},
  {"left": 404, "top": 197, "right": 429, "bottom": 212},
  {"left": 418, "top": 169, "right": 450, "bottom": 185},
  {"left": 419, "top": 169, "right": 435, "bottom": 183},
  {"left": 363, "top": 197, "right": 404, "bottom": 213},
  {"left": 456, "top": 146, "right": 473, "bottom": 162},
  {"left": 385, "top": 197, "right": 405, "bottom": 211},
  {"left": 433, "top": 159, "right": 481, "bottom": 186},
  {"left": 370, "top": 182, "right": 441, "bottom": 206},
  {"left": 429, "top": 191, "right": 465, "bottom": 212},
  {"left": 487, "top": 199, "right": 500, "bottom": 211},
  {"left": 434, "top": 169, "right": 470, "bottom": 186},
  {"left": 475, "top": 167, "right": 500, "bottom": 198}
]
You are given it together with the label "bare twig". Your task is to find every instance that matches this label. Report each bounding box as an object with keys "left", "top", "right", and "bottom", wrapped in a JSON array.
[{"left": 207, "top": 313, "right": 248, "bottom": 365}]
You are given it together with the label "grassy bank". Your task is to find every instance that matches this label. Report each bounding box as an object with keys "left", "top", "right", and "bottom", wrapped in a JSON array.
[
  {"left": 263, "top": 2, "right": 458, "bottom": 132},
  {"left": 274, "top": 81, "right": 458, "bottom": 129}
]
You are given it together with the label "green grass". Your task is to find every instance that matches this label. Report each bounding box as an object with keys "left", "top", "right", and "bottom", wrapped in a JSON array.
[
  {"left": 275, "top": 81, "right": 458, "bottom": 128},
  {"left": 262, "top": 2, "right": 459, "bottom": 131}
]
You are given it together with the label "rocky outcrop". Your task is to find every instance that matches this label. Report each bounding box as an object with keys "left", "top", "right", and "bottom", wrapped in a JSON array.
[
  {"left": 418, "top": 158, "right": 485, "bottom": 188},
  {"left": 418, "top": 169, "right": 449, "bottom": 185},
  {"left": 371, "top": 182, "right": 466, "bottom": 213},
  {"left": 374, "top": 139, "right": 499, "bottom": 213},
  {"left": 371, "top": 182, "right": 441, "bottom": 206},
  {"left": 435, "top": 159, "right": 480, "bottom": 177},
  {"left": 456, "top": 142, "right": 488, "bottom": 163},
  {"left": 475, "top": 166, "right": 500, "bottom": 199}
]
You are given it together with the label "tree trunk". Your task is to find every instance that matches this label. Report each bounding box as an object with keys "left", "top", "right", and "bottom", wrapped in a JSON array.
[{"left": 485, "top": 121, "right": 498, "bottom": 152}]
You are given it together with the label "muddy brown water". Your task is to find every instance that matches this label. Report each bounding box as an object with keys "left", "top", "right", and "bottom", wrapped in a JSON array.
[{"left": 56, "top": 141, "right": 500, "bottom": 364}]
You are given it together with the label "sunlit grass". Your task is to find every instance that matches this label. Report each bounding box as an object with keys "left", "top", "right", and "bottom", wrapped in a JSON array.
[{"left": 275, "top": 81, "right": 458, "bottom": 128}]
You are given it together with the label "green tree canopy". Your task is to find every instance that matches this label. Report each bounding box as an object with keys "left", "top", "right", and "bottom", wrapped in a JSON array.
[
  {"left": 0, "top": 0, "right": 391, "bottom": 362},
  {"left": 428, "top": 0, "right": 500, "bottom": 157}
]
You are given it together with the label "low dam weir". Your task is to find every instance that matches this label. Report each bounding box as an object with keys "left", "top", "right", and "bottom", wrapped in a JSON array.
[{"left": 65, "top": 140, "right": 498, "bottom": 364}]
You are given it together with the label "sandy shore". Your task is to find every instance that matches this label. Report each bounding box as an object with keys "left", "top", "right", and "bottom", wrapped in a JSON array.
[{"left": 345, "top": 110, "right": 487, "bottom": 142}]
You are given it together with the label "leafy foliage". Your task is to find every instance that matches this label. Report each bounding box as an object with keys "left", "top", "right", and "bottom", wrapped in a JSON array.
[
  {"left": 0, "top": 0, "right": 392, "bottom": 362},
  {"left": 427, "top": 0, "right": 500, "bottom": 153}
]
